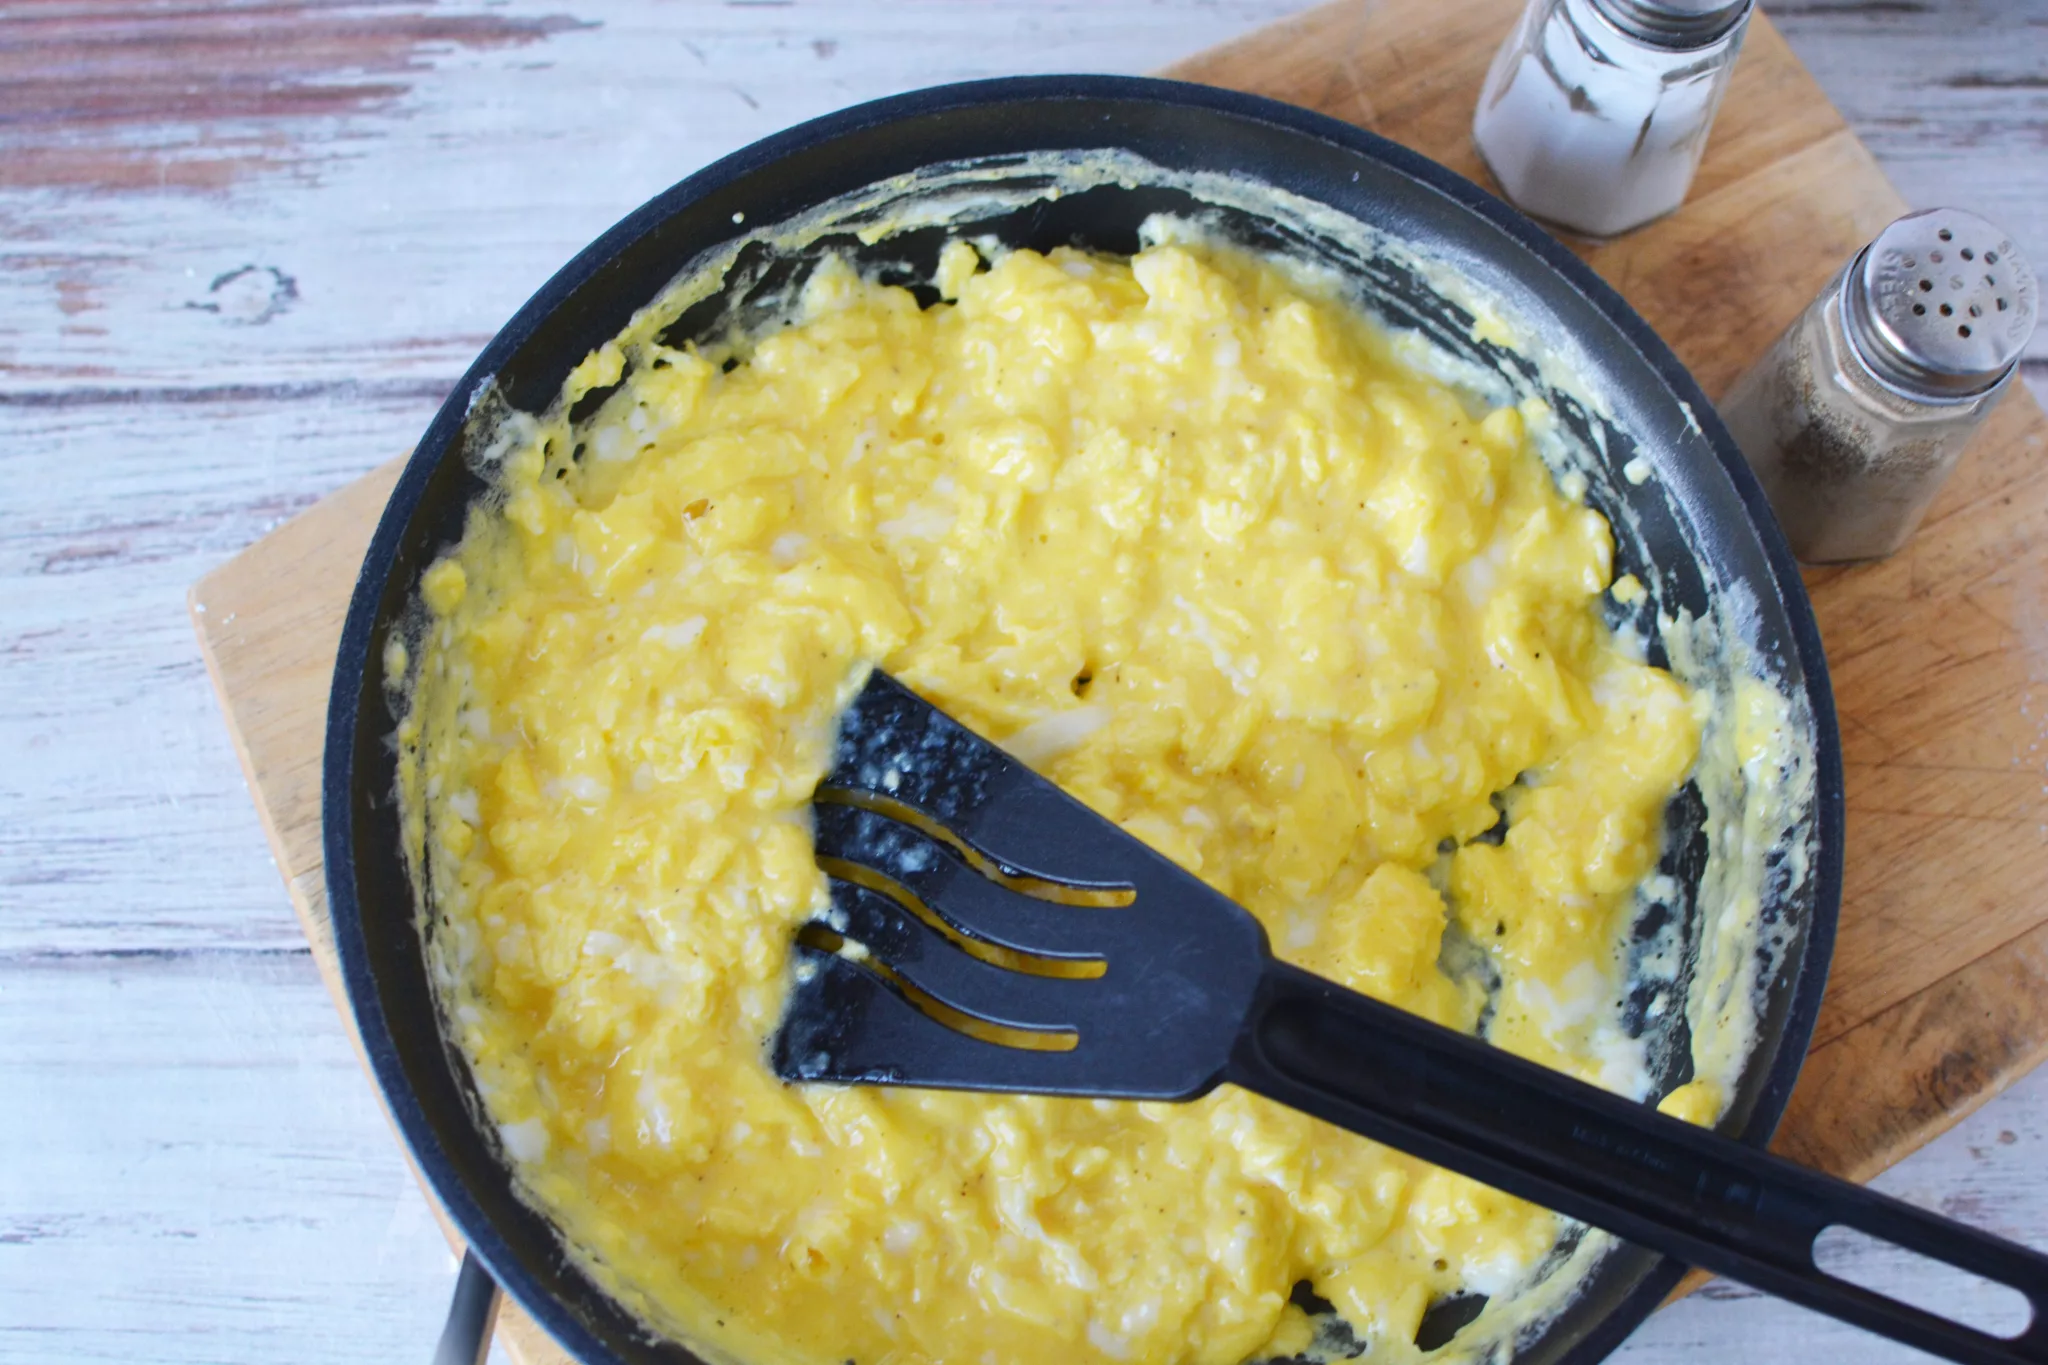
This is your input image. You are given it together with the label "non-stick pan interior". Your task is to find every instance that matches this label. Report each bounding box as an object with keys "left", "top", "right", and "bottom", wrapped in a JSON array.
[{"left": 327, "top": 77, "right": 1841, "bottom": 1365}]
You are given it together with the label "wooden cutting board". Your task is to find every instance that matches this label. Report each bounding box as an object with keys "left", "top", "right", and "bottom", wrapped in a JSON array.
[{"left": 189, "top": 0, "right": 2048, "bottom": 1358}]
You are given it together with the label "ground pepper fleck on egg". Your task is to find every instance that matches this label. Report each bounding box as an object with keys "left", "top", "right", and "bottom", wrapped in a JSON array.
[{"left": 405, "top": 237, "right": 1702, "bottom": 1365}]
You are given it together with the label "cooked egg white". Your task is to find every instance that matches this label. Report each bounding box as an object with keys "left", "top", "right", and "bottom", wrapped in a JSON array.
[{"left": 402, "top": 238, "right": 1702, "bottom": 1365}]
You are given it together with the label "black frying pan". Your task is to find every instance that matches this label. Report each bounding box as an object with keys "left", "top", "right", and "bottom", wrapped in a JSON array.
[{"left": 324, "top": 76, "right": 1843, "bottom": 1365}]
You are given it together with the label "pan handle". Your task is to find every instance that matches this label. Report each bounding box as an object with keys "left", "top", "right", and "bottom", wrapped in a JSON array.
[{"left": 433, "top": 1248, "right": 501, "bottom": 1365}]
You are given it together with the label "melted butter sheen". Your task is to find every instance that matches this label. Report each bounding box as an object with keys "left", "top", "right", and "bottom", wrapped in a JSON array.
[{"left": 411, "top": 242, "right": 1701, "bottom": 1365}]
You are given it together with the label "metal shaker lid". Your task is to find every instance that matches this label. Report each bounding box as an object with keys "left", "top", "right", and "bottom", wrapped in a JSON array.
[
  {"left": 1591, "top": 0, "right": 1751, "bottom": 47},
  {"left": 1846, "top": 208, "right": 2038, "bottom": 398}
]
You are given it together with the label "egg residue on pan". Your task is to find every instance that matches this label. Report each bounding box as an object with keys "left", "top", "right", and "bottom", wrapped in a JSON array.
[{"left": 400, "top": 237, "right": 1712, "bottom": 1365}]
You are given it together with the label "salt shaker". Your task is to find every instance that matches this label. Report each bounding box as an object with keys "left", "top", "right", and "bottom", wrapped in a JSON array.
[
  {"left": 1473, "top": 0, "right": 1750, "bottom": 238},
  {"left": 1719, "top": 209, "right": 2037, "bottom": 564}
]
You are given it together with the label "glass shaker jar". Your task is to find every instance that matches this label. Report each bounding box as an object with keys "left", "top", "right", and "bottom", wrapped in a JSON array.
[
  {"left": 1719, "top": 209, "right": 2038, "bottom": 564},
  {"left": 1473, "top": 0, "right": 1751, "bottom": 238}
]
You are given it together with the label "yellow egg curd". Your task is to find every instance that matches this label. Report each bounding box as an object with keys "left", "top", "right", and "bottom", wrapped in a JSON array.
[{"left": 404, "top": 237, "right": 1704, "bottom": 1365}]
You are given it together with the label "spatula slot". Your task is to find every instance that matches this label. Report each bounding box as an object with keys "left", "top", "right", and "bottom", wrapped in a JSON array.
[
  {"left": 819, "top": 858, "right": 1106, "bottom": 980},
  {"left": 1813, "top": 1225, "right": 2035, "bottom": 1340},
  {"left": 793, "top": 924, "right": 1080, "bottom": 1053},
  {"left": 812, "top": 801, "right": 1132, "bottom": 960},
  {"left": 817, "top": 788, "right": 1134, "bottom": 907}
]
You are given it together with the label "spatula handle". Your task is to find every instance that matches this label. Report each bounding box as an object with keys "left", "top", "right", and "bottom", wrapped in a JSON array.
[{"left": 1228, "top": 960, "right": 2048, "bottom": 1365}]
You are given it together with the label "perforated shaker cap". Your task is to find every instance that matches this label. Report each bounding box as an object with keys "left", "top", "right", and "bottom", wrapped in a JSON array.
[
  {"left": 1845, "top": 208, "right": 2038, "bottom": 399},
  {"left": 1591, "top": 0, "right": 1750, "bottom": 47}
]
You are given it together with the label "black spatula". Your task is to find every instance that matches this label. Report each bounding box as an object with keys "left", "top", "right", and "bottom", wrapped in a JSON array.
[{"left": 772, "top": 672, "right": 2048, "bottom": 1364}]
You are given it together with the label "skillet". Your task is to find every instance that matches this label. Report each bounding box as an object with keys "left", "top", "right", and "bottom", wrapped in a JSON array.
[{"left": 324, "top": 75, "right": 1843, "bottom": 1365}]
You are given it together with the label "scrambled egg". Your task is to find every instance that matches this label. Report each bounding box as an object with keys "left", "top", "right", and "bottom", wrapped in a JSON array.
[{"left": 404, "top": 238, "right": 1703, "bottom": 1365}]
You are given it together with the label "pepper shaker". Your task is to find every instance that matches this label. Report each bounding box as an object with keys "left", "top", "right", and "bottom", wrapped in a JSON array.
[
  {"left": 1718, "top": 210, "right": 2037, "bottom": 564},
  {"left": 1473, "top": 0, "right": 1751, "bottom": 238}
]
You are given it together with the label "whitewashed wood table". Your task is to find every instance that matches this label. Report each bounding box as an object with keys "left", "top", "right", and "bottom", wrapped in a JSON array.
[{"left": 4, "top": 3, "right": 2045, "bottom": 1362}]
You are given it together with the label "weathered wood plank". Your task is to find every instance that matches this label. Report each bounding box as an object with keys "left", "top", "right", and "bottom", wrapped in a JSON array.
[
  {"left": 0, "top": 951, "right": 462, "bottom": 1364},
  {"left": 0, "top": 0, "right": 1320, "bottom": 393},
  {"left": 2, "top": 0, "right": 2039, "bottom": 399},
  {"left": 0, "top": 388, "right": 440, "bottom": 954}
]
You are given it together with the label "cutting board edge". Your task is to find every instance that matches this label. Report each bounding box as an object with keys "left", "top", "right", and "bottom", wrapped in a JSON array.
[{"left": 187, "top": 579, "right": 572, "bottom": 1363}]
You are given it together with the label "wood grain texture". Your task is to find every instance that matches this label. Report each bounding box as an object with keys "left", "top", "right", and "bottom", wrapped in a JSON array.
[
  {"left": 0, "top": 948, "right": 568, "bottom": 1365},
  {"left": 10, "top": 1, "right": 2048, "bottom": 1362},
  {"left": 0, "top": 0, "right": 1318, "bottom": 393},
  {"left": 0, "top": 384, "right": 446, "bottom": 956},
  {"left": 0, "top": 1, "right": 594, "bottom": 193},
  {"left": 0, "top": 951, "right": 459, "bottom": 1364},
  {"left": 194, "top": 457, "right": 401, "bottom": 959}
]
